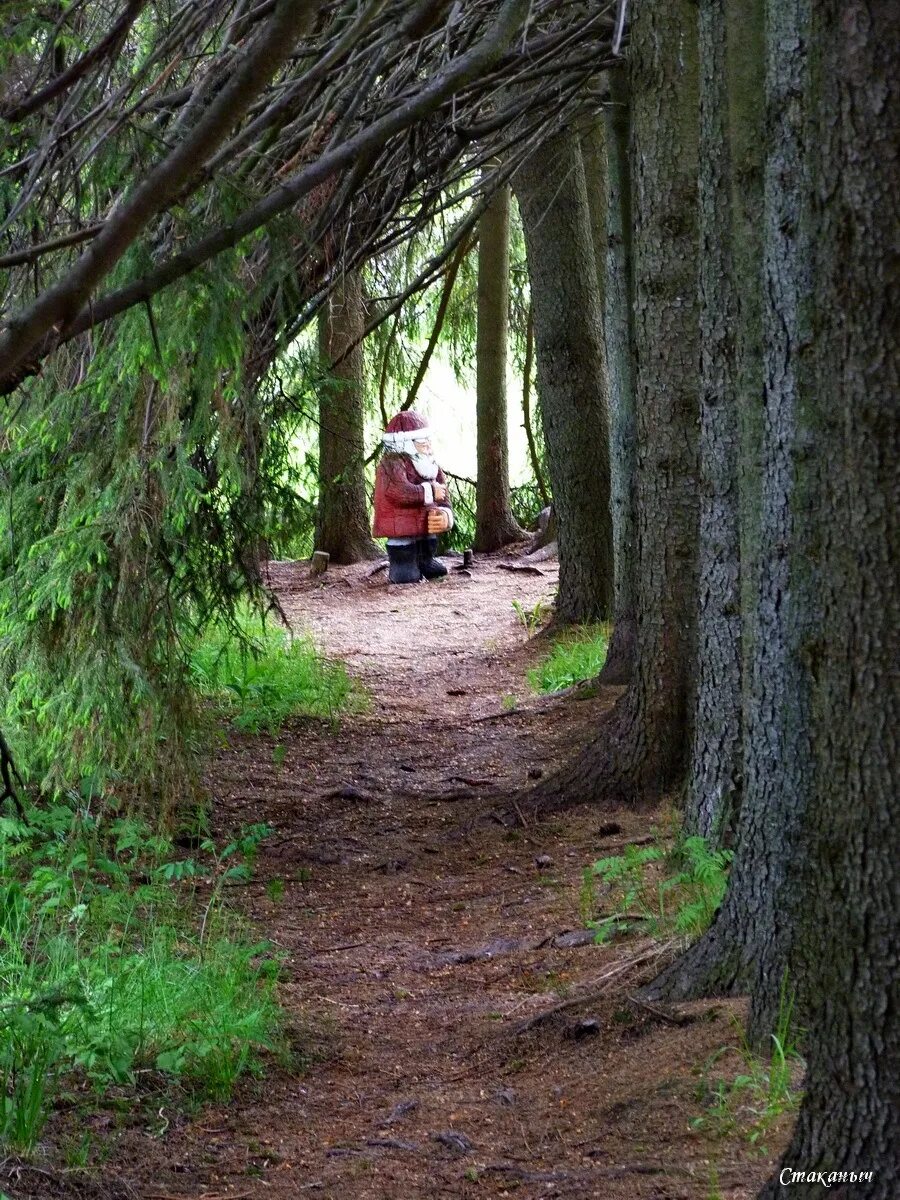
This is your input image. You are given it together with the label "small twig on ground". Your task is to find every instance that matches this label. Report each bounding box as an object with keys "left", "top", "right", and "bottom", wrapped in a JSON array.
[
  {"left": 626, "top": 993, "right": 693, "bottom": 1026},
  {"left": 511, "top": 797, "right": 529, "bottom": 827},
  {"left": 312, "top": 940, "right": 369, "bottom": 955}
]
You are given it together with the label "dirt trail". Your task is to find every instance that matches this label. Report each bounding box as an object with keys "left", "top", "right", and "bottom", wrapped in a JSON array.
[{"left": 67, "top": 555, "right": 788, "bottom": 1199}]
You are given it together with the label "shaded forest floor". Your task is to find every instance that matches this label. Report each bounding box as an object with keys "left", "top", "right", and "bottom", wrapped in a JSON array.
[{"left": 8, "top": 554, "right": 791, "bottom": 1200}]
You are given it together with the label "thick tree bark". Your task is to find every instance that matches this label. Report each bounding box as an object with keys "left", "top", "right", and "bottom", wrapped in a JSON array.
[
  {"left": 315, "top": 270, "right": 381, "bottom": 564},
  {"left": 759, "top": 4, "right": 899, "bottom": 1194},
  {"left": 524, "top": 0, "right": 699, "bottom": 809},
  {"left": 597, "top": 68, "right": 637, "bottom": 686},
  {"left": 708, "top": 0, "right": 767, "bottom": 840},
  {"left": 579, "top": 119, "right": 607, "bottom": 314},
  {"left": 684, "top": 0, "right": 743, "bottom": 844},
  {"left": 645, "top": 0, "right": 818, "bottom": 1029},
  {"left": 514, "top": 133, "right": 614, "bottom": 624},
  {"left": 474, "top": 180, "right": 523, "bottom": 552},
  {"left": 727, "top": 0, "right": 766, "bottom": 755}
]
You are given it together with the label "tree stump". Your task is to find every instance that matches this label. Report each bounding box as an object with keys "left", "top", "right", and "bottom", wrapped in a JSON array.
[{"left": 310, "top": 550, "right": 330, "bottom": 577}]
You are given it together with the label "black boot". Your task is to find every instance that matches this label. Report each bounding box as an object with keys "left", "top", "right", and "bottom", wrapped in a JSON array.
[
  {"left": 417, "top": 535, "right": 447, "bottom": 580},
  {"left": 387, "top": 542, "right": 423, "bottom": 584}
]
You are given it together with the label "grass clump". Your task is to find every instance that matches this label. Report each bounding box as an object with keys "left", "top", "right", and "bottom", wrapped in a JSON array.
[
  {"left": 691, "top": 980, "right": 804, "bottom": 1152},
  {"left": 0, "top": 803, "right": 286, "bottom": 1155},
  {"left": 527, "top": 624, "right": 609, "bottom": 693},
  {"left": 580, "top": 831, "right": 733, "bottom": 944},
  {"left": 190, "top": 612, "right": 362, "bottom": 732}
]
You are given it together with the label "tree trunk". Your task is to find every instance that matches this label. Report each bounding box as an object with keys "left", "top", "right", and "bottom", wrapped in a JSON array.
[
  {"left": 514, "top": 133, "right": 614, "bottom": 624},
  {"left": 474, "top": 180, "right": 523, "bottom": 552},
  {"left": 315, "top": 270, "right": 381, "bottom": 564},
  {"left": 520, "top": 305, "right": 550, "bottom": 510},
  {"left": 524, "top": 0, "right": 699, "bottom": 810},
  {"left": 683, "top": 0, "right": 743, "bottom": 844},
  {"left": 727, "top": 0, "right": 766, "bottom": 772},
  {"left": 597, "top": 67, "right": 637, "bottom": 686},
  {"left": 644, "top": 0, "right": 818, "bottom": 1023},
  {"left": 760, "top": 4, "right": 899, "bottom": 1193}
]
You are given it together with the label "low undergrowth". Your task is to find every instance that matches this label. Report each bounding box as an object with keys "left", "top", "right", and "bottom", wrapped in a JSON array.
[
  {"left": 190, "top": 611, "right": 363, "bottom": 733},
  {"left": 527, "top": 623, "right": 609, "bottom": 693},
  {"left": 0, "top": 802, "right": 286, "bottom": 1156},
  {"left": 691, "top": 982, "right": 804, "bottom": 1154},
  {"left": 580, "top": 830, "right": 733, "bottom": 944}
]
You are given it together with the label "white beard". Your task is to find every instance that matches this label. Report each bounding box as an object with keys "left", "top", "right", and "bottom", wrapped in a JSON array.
[{"left": 410, "top": 452, "right": 439, "bottom": 480}]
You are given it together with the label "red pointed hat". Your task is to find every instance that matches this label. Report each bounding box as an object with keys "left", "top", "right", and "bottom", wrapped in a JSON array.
[{"left": 382, "top": 410, "right": 433, "bottom": 450}]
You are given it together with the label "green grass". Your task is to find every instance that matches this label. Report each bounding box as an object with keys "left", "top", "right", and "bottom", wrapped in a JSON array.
[
  {"left": 0, "top": 804, "right": 287, "bottom": 1155},
  {"left": 527, "top": 624, "right": 609, "bottom": 693},
  {"left": 691, "top": 980, "right": 804, "bottom": 1153},
  {"left": 190, "top": 612, "right": 363, "bottom": 732}
]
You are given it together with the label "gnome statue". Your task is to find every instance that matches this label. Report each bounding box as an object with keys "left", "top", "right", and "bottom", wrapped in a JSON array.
[{"left": 373, "top": 411, "right": 454, "bottom": 583}]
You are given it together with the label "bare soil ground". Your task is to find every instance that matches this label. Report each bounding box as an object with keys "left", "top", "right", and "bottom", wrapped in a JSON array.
[{"left": 4, "top": 553, "right": 791, "bottom": 1200}]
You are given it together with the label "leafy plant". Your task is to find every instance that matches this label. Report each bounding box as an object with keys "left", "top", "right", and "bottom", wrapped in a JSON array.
[
  {"left": 0, "top": 803, "right": 288, "bottom": 1154},
  {"left": 582, "top": 833, "right": 733, "bottom": 943},
  {"left": 527, "top": 624, "right": 609, "bottom": 692}
]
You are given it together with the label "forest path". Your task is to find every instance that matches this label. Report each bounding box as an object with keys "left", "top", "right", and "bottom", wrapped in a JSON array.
[{"left": 121, "top": 554, "right": 780, "bottom": 1200}]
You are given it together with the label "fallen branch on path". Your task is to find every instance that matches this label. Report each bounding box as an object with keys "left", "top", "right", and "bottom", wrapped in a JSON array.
[{"left": 513, "top": 944, "right": 670, "bottom": 1034}]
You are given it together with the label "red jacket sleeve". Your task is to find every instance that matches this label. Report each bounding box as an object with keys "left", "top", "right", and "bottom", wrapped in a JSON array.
[{"left": 382, "top": 456, "right": 427, "bottom": 507}]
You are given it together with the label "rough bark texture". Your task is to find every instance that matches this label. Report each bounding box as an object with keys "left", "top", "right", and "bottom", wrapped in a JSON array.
[
  {"left": 760, "top": 4, "right": 899, "bottom": 1193},
  {"left": 514, "top": 133, "right": 614, "bottom": 625},
  {"left": 474, "top": 181, "right": 523, "bottom": 552},
  {"left": 579, "top": 119, "right": 607, "bottom": 314},
  {"left": 684, "top": 0, "right": 742, "bottom": 844},
  {"left": 646, "top": 0, "right": 817, "bottom": 1020},
  {"left": 524, "top": 0, "right": 699, "bottom": 808},
  {"left": 727, "top": 0, "right": 766, "bottom": 751},
  {"left": 315, "top": 271, "right": 381, "bottom": 564},
  {"left": 598, "top": 68, "right": 637, "bottom": 686}
]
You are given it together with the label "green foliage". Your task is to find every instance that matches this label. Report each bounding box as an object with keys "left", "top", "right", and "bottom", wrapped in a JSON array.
[
  {"left": 582, "top": 833, "right": 733, "bottom": 944},
  {"left": 190, "top": 612, "right": 363, "bottom": 733},
  {"left": 527, "top": 625, "right": 609, "bottom": 693},
  {"left": 0, "top": 252, "right": 318, "bottom": 802},
  {"left": 0, "top": 802, "right": 287, "bottom": 1153},
  {"left": 691, "top": 980, "right": 804, "bottom": 1152}
]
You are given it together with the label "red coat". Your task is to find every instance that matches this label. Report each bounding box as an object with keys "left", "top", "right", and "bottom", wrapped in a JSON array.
[{"left": 373, "top": 453, "right": 452, "bottom": 538}]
